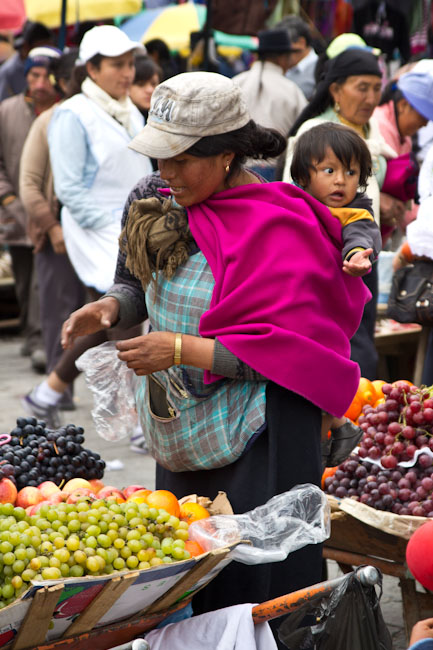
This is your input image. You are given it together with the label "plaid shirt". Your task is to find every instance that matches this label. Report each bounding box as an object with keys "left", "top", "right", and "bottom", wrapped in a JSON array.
[{"left": 136, "top": 250, "right": 266, "bottom": 472}]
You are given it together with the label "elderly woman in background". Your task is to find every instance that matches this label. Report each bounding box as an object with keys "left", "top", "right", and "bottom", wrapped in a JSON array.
[
  {"left": 61, "top": 71, "right": 369, "bottom": 646},
  {"left": 283, "top": 48, "right": 396, "bottom": 380}
]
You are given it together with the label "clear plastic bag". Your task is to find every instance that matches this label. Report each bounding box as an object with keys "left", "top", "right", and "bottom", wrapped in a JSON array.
[
  {"left": 76, "top": 341, "right": 138, "bottom": 441},
  {"left": 188, "top": 484, "right": 330, "bottom": 565}
]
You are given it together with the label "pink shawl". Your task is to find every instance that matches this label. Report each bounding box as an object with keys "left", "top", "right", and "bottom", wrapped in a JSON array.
[{"left": 182, "top": 182, "right": 369, "bottom": 417}]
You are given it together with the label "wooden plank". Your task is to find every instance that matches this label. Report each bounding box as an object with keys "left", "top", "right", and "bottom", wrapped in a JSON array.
[
  {"left": 323, "top": 547, "right": 408, "bottom": 578},
  {"left": 12, "top": 584, "right": 63, "bottom": 650},
  {"left": 325, "top": 510, "right": 408, "bottom": 562},
  {"left": 63, "top": 572, "right": 138, "bottom": 638},
  {"left": 413, "top": 326, "right": 431, "bottom": 386},
  {"left": 400, "top": 577, "right": 422, "bottom": 645},
  {"left": 143, "top": 547, "right": 230, "bottom": 615}
]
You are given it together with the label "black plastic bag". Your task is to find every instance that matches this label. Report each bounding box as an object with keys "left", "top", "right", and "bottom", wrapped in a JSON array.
[{"left": 278, "top": 568, "right": 392, "bottom": 650}]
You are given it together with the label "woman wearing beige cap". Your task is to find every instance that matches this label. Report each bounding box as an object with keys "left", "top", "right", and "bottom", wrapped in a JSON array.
[{"left": 60, "top": 71, "right": 368, "bottom": 638}]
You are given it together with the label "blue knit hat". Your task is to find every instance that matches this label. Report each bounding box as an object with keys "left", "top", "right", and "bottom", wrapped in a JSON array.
[
  {"left": 24, "top": 46, "right": 61, "bottom": 75},
  {"left": 397, "top": 71, "right": 433, "bottom": 121}
]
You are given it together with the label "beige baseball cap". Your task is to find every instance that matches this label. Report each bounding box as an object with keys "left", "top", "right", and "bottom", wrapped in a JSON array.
[{"left": 129, "top": 71, "right": 250, "bottom": 159}]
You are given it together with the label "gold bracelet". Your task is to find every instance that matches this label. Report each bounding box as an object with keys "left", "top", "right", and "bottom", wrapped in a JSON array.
[{"left": 173, "top": 333, "right": 182, "bottom": 365}]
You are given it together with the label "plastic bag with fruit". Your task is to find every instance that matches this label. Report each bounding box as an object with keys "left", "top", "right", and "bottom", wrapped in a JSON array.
[
  {"left": 76, "top": 341, "right": 139, "bottom": 441},
  {"left": 188, "top": 484, "right": 330, "bottom": 565}
]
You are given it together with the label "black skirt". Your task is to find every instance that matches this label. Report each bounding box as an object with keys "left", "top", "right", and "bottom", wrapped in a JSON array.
[{"left": 155, "top": 382, "right": 323, "bottom": 619}]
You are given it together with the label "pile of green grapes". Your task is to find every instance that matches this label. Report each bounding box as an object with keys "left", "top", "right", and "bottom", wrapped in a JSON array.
[{"left": 0, "top": 498, "right": 191, "bottom": 608}]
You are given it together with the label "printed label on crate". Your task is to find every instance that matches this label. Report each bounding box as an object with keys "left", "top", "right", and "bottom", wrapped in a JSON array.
[
  {"left": 0, "top": 598, "right": 32, "bottom": 647},
  {"left": 30, "top": 558, "right": 197, "bottom": 641}
]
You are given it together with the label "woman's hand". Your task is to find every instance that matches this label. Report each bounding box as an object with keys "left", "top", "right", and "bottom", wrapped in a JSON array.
[
  {"left": 380, "top": 192, "right": 406, "bottom": 228},
  {"left": 61, "top": 297, "right": 120, "bottom": 349},
  {"left": 117, "top": 332, "right": 176, "bottom": 375},
  {"left": 343, "top": 249, "right": 373, "bottom": 277},
  {"left": 409, "top": 618, "right": 433, "bottom": 645},
  {"left": 48, "top": 223, "right": 67, "bottom": 255},
  {"left": 116, "top": 332, "right": 215, "bottom": 375}
]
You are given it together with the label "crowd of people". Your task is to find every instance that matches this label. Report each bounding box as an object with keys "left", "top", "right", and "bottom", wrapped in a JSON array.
[{"left": 2, "top": 11, "right": 433, "bottom": 649}]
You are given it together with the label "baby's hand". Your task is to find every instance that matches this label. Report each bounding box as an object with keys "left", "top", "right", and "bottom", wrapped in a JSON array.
[{"left": 343, "top": 248, "right": 373, "bottom": 277}]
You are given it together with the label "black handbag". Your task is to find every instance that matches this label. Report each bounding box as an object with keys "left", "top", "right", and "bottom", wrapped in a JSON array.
[{"left": 387, "top": 260, "right": 433, "bottom": 325}]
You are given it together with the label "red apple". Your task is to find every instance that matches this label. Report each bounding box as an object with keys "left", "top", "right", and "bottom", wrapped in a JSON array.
[
  {"left": 0, "top": 478, "right": 17, "bottom": 505},
  {"left": 66, "top": 488, "right": 97, "bottom": 504},
  {"left": 88, "top": 479, "right": 105, "bottom": 494},
  {"left": 28, "top": 500, "right": 51, "bottom": 516},
  {"left": 62, "top": 478, "right": 92, "bottom": 495},
  {"left": 16, "top": 486, "right": 43, "bottom": 509},
  {"left": 122, "top": 485, "right": 148, "bottom": 499},
  {"left": 97, "top": 486, "right": 126, "bottom": 503},
  {"left": 48, "top": 492, "right": 67, "bottom": 505},
  {"left": 38, "top": 481, "right": 61, "bottom": 500}
]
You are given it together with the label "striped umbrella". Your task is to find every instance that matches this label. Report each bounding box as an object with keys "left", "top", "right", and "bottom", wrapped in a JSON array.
[
  {"left": 120, "top": 2, "right": 257, "bottom": 54},
  {"left": 24, "top": 0, "right": 142, "bottom": 29}
]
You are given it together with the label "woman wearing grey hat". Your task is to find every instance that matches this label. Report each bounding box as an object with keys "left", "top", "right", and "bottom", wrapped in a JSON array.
[{"left": 60, "top": 71, "right": 368, "bottom": 639}]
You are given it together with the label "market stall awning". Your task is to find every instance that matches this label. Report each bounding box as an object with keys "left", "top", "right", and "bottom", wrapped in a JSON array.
[
  {"left": 120, "top": 3, "right": 258, "bottom": 54},
  {"left": 24, "top": 0, "right": 142, "bottom": 29}
]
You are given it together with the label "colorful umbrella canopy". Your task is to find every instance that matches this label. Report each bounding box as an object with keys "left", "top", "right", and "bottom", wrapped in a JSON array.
[
  {"left": 0, "top": 0, "right": 26, "bottom": 31},
  {"left": 24, "top": 0, "right": 142, "bottom": 29},
  {"left": 120, "top": 2, "right": 257, "bottom": 54}
]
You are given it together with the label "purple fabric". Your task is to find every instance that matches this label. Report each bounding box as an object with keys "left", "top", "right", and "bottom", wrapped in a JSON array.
[{"left": 163, "top": 183, "right": 370, "bottom": 417}]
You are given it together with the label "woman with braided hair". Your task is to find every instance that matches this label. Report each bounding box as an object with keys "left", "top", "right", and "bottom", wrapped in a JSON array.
[{"left": 61, "top": 71, "right": 369, "bottom": 644}]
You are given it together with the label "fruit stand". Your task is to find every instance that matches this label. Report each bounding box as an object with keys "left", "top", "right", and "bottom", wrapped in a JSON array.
[{"left": 323, "top": 378, "right": 433, "bottom": 644}]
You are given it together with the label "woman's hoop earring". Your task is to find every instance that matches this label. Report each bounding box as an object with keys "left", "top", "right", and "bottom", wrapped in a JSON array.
[
  {"left": 225, "top": 163, "right": 230, "bottom": 173},
  {"left": 334, "top": 102, "right": 341, "bottom": 114}
]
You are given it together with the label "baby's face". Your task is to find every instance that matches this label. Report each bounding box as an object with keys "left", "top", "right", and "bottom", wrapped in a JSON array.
[{"left": 305, "top": 147, "right": 360, "bottom": 208}]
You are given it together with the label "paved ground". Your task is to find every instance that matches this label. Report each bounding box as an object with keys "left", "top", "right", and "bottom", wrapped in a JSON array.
[{"left": 0, "top": 330, "right": 410, "bottom": 648}]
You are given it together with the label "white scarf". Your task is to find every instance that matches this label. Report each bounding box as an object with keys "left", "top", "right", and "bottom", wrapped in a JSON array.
[{"left": 81, "top": 76, "right": 136, "bottom": 137}]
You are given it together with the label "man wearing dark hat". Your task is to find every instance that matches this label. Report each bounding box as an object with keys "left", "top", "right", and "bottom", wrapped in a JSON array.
[
  {"left": 0, "top": 46, "right": 59, "bottom": 371},
  {"left": 0, "top": 21, "right": 53, "bottom": 102},
  {"left": 233, "top": 28, "right": 307, "bottom": 179}
]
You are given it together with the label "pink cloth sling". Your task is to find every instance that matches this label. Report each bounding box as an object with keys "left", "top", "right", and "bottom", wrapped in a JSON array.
[{"left": 177, "top": 182, "right": 369, "bottom": 417}]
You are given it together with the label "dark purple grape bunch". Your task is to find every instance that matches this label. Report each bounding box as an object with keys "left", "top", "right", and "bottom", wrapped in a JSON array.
[
  {"left": 324, "top": 455, "right": 433, "bottom": 517},
  {"left": 0, "top": 417, "right": 105, "bottom": 491}
]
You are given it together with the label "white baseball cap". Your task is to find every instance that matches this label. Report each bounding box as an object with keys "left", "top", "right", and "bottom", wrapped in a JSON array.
[{"left": 78, "top": 25, "right": 142, "bottom": 64}]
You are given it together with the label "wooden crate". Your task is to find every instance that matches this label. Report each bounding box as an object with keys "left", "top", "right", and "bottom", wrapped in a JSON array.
[{"left": 0, "top": 546, "right": 232, "bottom": 650}]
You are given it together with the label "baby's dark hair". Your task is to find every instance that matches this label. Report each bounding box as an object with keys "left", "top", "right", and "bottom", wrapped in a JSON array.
[{"left": 290, "top": 122, "right": 372, "bottom": 191}]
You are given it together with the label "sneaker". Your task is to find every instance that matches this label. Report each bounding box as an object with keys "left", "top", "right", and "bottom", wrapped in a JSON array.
[
  {"left": 21, "top": 391, "right": 62, "bottom": 430},
  {"left": 130, "top": 433, "right": 149, "bottom": 455},
  {"left": 325, "top": 420, "right": 364, "bottom": 468}
]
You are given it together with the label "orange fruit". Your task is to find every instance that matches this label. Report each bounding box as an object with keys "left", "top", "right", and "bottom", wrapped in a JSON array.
[
  {"left": 345, "top": 394, "right": 363, "bottom": 422},
  {"left": 371, "top": 380, "right": 386, "bottom": 401},
  {"left": 126, "top": 489, "right": 152, "bottom": 504},
  {"left": 185, "top": 540, "right": 205, "bottom": 557},
  {"left": 145, "top": 490, "right": 180, "bottom": 517},
  {"left": 321, "top": 466, "right": 338, "bottom": 490},
  {"left": 357, "top": 377, "right": 376, "bottom": 406},
  {"left": 179, "top": 502, "right": 210, "bottom": 523}
]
